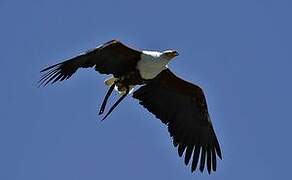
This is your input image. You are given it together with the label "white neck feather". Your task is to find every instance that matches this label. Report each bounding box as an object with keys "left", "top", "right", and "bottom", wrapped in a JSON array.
[{"left": 137, "top": 51, "right": 169, "bottom": 79}]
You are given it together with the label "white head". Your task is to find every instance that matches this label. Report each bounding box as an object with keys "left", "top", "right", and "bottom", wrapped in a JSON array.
[
  {"left": 161, "top": 50, "right": 179, "bottom": 61},
  {"left": 138, "top": 49, "right": 179, "bottom": 79}
]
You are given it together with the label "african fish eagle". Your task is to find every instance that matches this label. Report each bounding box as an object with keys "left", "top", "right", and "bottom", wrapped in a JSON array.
[{"left": 39, "top": 40, "right": 222, "bottom": 174}]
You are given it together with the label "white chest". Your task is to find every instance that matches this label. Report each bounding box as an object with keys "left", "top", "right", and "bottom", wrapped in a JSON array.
[{"left": 136, "top": 51, "right": 169, "bottom": 79}]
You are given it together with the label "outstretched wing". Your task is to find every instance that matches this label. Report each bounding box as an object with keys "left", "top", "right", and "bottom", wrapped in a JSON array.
[
  {"left": 133, "top": 69, "right": 222, "bottom": 173},
  {"left": 39, "top": 40, "right": 141, "bottom": 86}
]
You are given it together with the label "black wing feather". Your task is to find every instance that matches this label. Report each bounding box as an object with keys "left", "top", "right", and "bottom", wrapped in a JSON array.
[
  {"left": 184, "top": 145, "right": 194, "bottom": 165},
  {"left": 192, "top": 146, "right": 201, "bottom": 172},
  {"left": 133, "top": 69, "right": 222, "bottom": 173},
  {"left": 39, "top": 40, "right": 141, "bottom": 86}
]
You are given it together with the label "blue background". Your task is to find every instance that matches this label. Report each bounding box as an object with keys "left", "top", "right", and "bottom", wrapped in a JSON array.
[{"left": 1, "top": 0, "right": 291, "bottom": 179}]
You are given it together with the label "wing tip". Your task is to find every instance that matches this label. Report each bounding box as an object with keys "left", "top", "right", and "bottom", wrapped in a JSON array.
[
  {"left": 38, "top": 63, "right": 65, "bottom": 87},
  {"left": 40, "top": 63, "right": 61, "bottom": 73},
  {"left": 215, "top": 143, "right": 222, "bottom": 159}
]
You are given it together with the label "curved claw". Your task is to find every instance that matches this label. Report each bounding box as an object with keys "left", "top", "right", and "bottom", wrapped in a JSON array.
[
  {"left": 101, "top": 88, "right": 129, "bottom": 121},
  {"left": 99, "top": 83, "right": 115, "bottom": 115}
]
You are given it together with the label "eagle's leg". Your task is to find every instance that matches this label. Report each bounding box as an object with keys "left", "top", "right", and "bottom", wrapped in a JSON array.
[
  {"left": 99, "top": 83, "right": 115, "bottom": 115},
  {"left": 101, "top": 87, "right": 129, "bottom": 121}
]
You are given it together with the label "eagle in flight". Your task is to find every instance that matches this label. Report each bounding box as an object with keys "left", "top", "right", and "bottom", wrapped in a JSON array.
[{"left": 39, "top": 40, "right": 222, "bottom": 174}]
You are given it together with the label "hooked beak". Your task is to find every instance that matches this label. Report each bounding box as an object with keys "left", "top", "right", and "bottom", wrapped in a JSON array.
[{"left": 173, "top": 51, "right": 179, "bottom": 57}]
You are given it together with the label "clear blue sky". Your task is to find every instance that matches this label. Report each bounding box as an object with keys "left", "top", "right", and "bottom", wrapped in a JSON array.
[{"left": 1, "top": 0, "right": 292, "bottom": 179}]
